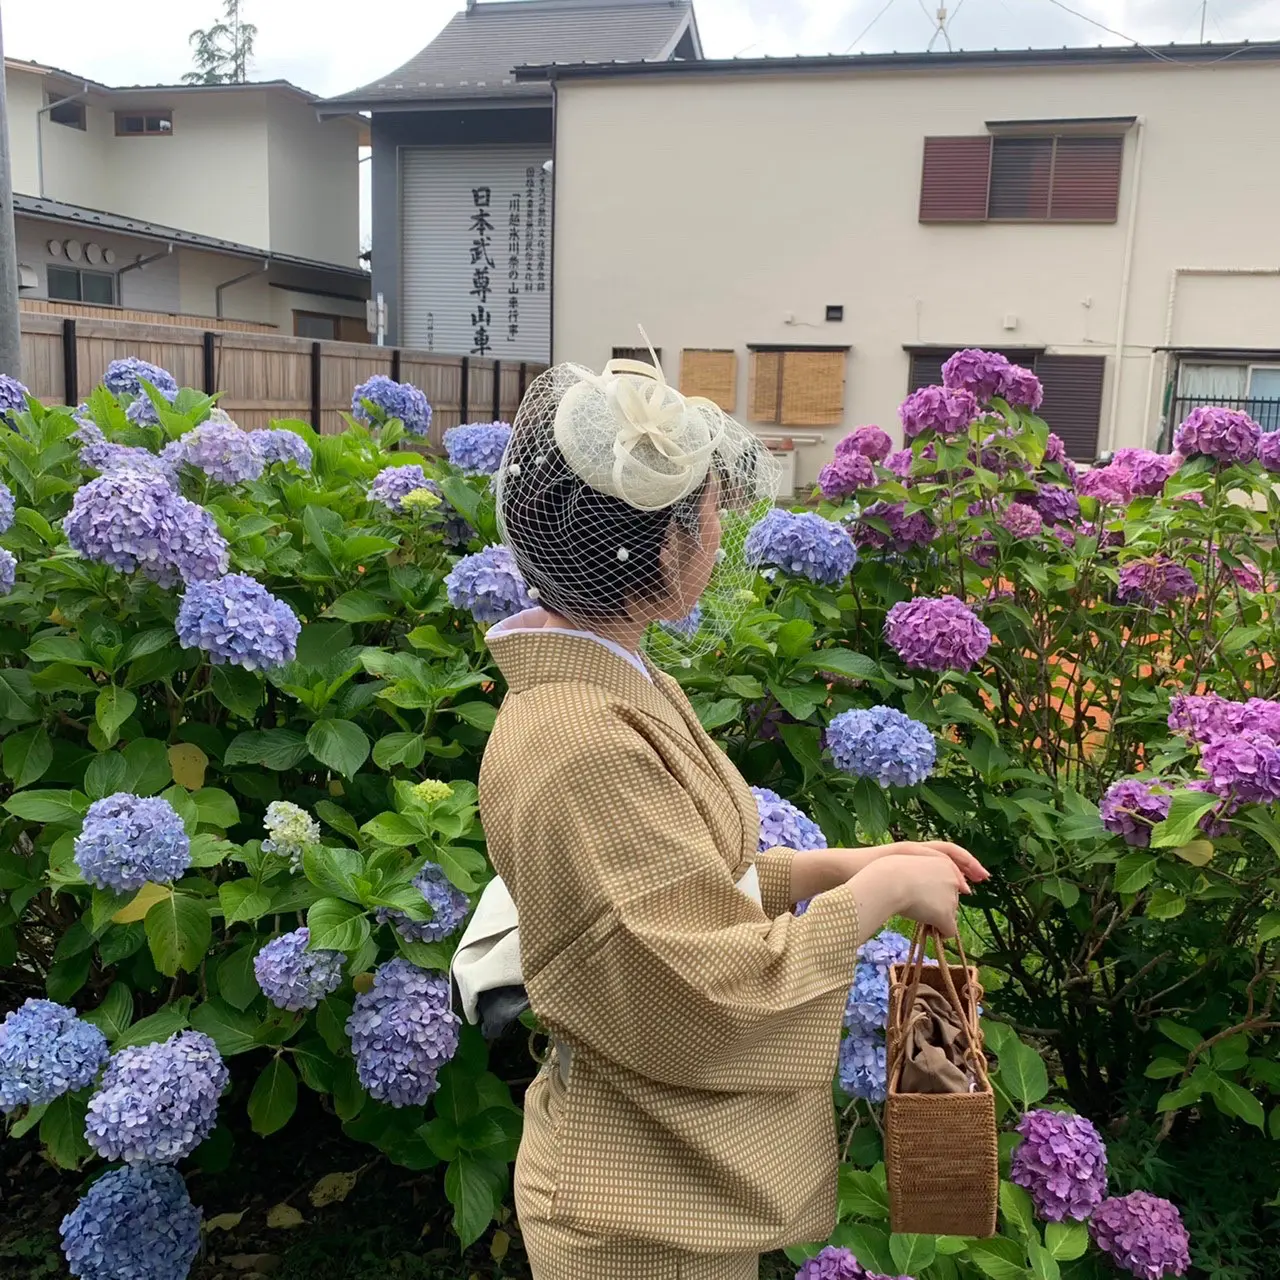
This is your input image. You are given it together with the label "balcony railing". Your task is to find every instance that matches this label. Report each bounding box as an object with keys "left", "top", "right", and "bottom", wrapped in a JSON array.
[{"left": 1166, "top": 394, "right": 1280, "bottom": 448}]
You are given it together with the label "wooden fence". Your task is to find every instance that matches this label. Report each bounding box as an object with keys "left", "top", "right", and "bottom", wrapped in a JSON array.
[
  {"left": 19, "top": 298, "right": 277, "bottom": 335},
  {"left": 19, "top": 313, "right": 546, "bottom": 443}
]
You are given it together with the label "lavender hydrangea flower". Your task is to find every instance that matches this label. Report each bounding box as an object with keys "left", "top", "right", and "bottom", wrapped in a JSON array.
[
  {"left": 999, "top": 502, "right": 1043, "bottom": 539},
  {"left": 345, "top": 958, "right": 461, "bottom": 1106},
  {"left": 827, "top": 707, "right": 936, "bottom": 787},
  {"left": 1078, "top": 465, "right": 1133, "bottom": 506},
  {"left": 0, "top": 481, "right": 13, "bottom": 535},
  {"left": 899, "top": 385, "right": 979, "bottom": 438},
  {"left": 64, "top": 471, "right": 229, "bottom": 586},
  {"left": 1240, "top": 697, "right": 1280, "bottom": 741},
  {"left": 1258, "top": 432, "right": 1280, "bottom": 473},
  {"left": 248, "top": 428, "right": 312, "bottom": 470},
  {"left": 1090, "top": 1191, "right": 1191, "bottom": 1280},
  {"left": 838, "top": 1029, "right": 888, "bottom": 1102},
  {"left": 74, "top": 794, "right": 191, "bottom": 894},
  {"left": 375, "top": 862, "right": 471, "bottom": 944},
  {"left": 352, "top": 375, "right": 432, "bottom": 436},
  {"left": 846, "top": 930, "right": 913, "bottom": 1034},
  {"left": 1173, "top": 406, "right": 1260, "bottom": 465},
  {"left": 261, "top": 801, "right": 321, "bottom": 871},
  {"left": 164, "top": 416, "right": 265, "bottom": 485},
  {"left": 1117, "top": 557, "right": 1197, "bottom": 606},
  {"left": 751, "top": 787, "right": 827, "bottom": 853},
  {"left": 818, "top": 450, "right": 875, "bottom": 502},
  {"left": 1168, "top": 693, "right": 1245, "bottom": 744},
  {"left": 884, "top": 595, "right": 992, "bottom": 673},
  {"left": 1010, "top": 1109, "right": 1108, "bottom": 1221},
  {"left": 0, "top": 373, "right": 29, "bottom": 418},
  {"left": 444, "top": 422, "right": 512, "bottom": 475},
  {"left": 795, "top": 1246, "right": 910, "bottom": 1280},
  {"left": 75, "top": 422, "right": 175, "bottom": 485},
  {"left": 445, "top": 543, "right": 535, "bottom": 624},
  {"left": 126, "top": 396, "right": 164, "bottom": 428},
  {"left": 745, "top": 508, "right": 857, "bottom": 586},
  {"left": 850, "top": 501, "right": 937, "bottom": 553},
  {"left": 369, "top": 463, "right": 432, "bottom": 512},
  {"left": 1200, "top": 731, "right": 1280, "bottom": 803},
  {"left": 60, "top": 1163, "right": 201, "bottom": 1280},
  {"left": 0, "top": 548, "right": 15, "bottom": 595},
  {"left": 85, "top": 1030, "right": 227, "bottom": 1164},
  {"left": 836, "top": 425, "right": 893, "bottom": 463},
  {"left": 1100, "top": 780, "right": 1172, "bottom": 848},
  {"left": 0, "top": 998, "right": 110, "bottom": 1112},
  {"left": 103, "top": 358, "right": 179, "bottom": 402},
  {"left": 254, "top": 928, "right": 344, "bottom": 1011},
  {"left": 176, "top": 574, "right": 300, "bottom": 671},
  {"left": 1031, "top": 484, "right": 1080, "bottom": 525},
  {"left": 884, "top": 448, "right": 913, "bottom": 479}
]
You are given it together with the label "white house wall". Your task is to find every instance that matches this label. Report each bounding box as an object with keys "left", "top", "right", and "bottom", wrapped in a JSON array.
[{"left": 552, "top": 63, "right": 1280, "bottom": 479}]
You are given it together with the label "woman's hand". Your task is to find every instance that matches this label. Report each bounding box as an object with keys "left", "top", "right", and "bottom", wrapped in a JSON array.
[
  {"left": 877, "top": 840, "right": 989, "bottom": 893},
  {"left": 850, "top": 852, "right": 964, "bottom": 937},
  {"left": 787, "top": 840, "right": 988, "bottom": 905}
]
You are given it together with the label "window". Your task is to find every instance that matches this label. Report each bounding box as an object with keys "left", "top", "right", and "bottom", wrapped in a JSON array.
[
  {"left": 749, "top": 347, "right": 848, "bottom": 427},
  {"left": 47, "top": 265, "right": 116, "bottom": 305},
  {"left": 294, "top": 312, "right": 339, "bottom": 340},
  {"left": 611, "top": 346, "right": 662, "bottom": 368},
  {"left": 46, "top": 94, "right": 86, "bottom": 130},
  {"left": 1174, "top": 361, "right": 1280, "bottom": 433},
  {"left": 906, "top": 347, "right": 1106, "bottom": 461},
  {"left": 679, "top": 349, "right": 737, "bottom": 412},
  {"left": 919, "top": 132, "right": 1124, "bottom": 224},
  {"left": 115, "top": 111, "right": 173, "bottom": 137}
]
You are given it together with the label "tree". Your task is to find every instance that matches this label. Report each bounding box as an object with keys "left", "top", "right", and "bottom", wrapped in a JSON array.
[{"left": 183, "top": 0, "right": 257, "bottom": 86}]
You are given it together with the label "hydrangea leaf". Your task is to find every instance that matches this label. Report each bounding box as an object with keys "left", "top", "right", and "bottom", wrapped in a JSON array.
[
  {"left": 307, "top": 719, "right": 370, "bottom": 779},
  {"left": 145, "top": 893, "right": 212, "bottom": 976},
  {"left": 248, "top": 1057, "right": 299, "bottom": 1136},
  {"left": 2, "top": 725, "right": 51, "bottom": 789},
  {"left": 168, "top": 742, "right": 209, "bottom": 790},
  {"left": 95, "top": 686, "right": 137, "bottom": 747},
  {"left": 1045, "top": 1221, "right": 1089, "bottom": 1261},
  {"left": 112, "top": 882, "right": 173, "bottom": 925},
  {"left": 40, "top": 1091, "right": 92, "bottom": 1169}
]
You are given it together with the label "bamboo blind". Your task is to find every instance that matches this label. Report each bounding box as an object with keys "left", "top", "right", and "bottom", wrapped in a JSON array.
[
  {"left": 749, "top": 351, "right": 783, "bottom": 423},
  {"left": 680, "top": 349, "right": 737, "bottom": 412},
  {"left": 779, "top": 350, "right": 847, "bottom": 426},
  {"left": 20, "top": 298, "right": 277, "bottom": 334}
]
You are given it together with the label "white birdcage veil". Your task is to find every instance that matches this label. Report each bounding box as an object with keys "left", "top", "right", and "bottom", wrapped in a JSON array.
[{"left": 495, "top": 340, "right": 780, "bottom": 663}]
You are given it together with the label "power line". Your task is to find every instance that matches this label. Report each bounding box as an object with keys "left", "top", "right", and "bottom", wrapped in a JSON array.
[
  {"left": 843, "top": 0, "right": 903, "bottom": 54},
  {"left": 1040, "top": 0, "right": 1257, "bottom": 66}
]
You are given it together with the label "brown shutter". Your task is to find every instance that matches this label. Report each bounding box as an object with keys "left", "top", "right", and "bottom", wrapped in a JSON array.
[
  {"left": 779, "top": 351, "right": 847, "bottom": 426},
  {"left": 1036, "top": 354, "right": 1106, "bottom": 461},
  {"left": 909, "top": 353, "right": 947, "bottom": 392},
  {"left": 988, "top": 137, "right": 1053, "bottom": 219},
  {"left": 1049, "top": 136, "right": 1124, "bottom": 221},
  {"left": 680, "top": 349, "right": 737, "bottom": 412},
  {"left": 919, "top": 137, "right": 992, "bottom": 222},
  {"left": 749, "top": 351, "right": 782, "bottom": 423}
]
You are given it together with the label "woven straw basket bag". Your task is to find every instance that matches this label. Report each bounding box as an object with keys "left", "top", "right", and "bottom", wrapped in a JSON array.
[{"left": 884, "top": 926, "right": 998, "bottom": 1238}]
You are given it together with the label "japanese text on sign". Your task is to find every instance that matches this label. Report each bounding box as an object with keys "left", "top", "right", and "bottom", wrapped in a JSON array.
[{"left": 469, "top": 186, "right": 494, "bottom": 355}]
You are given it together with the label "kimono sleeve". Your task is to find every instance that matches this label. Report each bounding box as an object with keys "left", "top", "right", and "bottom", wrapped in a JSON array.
[{"left": 523, "top": 727, "right": 863, "bottom": 1093}]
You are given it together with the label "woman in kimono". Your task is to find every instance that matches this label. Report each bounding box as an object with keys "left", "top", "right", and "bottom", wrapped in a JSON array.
[{"left": 478, "top": 359, "right": 986, "bottom": 1280}]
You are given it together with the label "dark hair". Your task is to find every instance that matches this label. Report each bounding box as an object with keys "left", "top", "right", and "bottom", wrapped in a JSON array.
[{"left": 500, "top": 418, "right": 707, "bottom": 624}]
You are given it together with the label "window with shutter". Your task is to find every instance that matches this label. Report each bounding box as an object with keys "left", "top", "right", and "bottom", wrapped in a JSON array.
[
  {"left": 749, "top": 349, "right": 848, "bottom": 426},
  {"left": 612, "top": 346, "right": 662, "bottom": 368},
  {"left": 988, "top": 138, "right": 1053, "bottom": 219},
  {"left": 1047, "top": 136, "right": 1124, "bottom": 220},
  {"left": 679, "top": 349, "right": 737, "bottom": 412},
  {"left": 919, "top": 137, "right": 992, "bottom": 222}
]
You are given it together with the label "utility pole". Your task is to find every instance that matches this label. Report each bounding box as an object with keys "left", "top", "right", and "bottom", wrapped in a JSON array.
[{"left": 0, "top": 9, "right": 22, "bottom": 379}]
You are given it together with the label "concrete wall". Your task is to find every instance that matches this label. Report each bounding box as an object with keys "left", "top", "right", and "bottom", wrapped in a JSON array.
[{"left": 551, "top": 61, "right": 1280, "bottom": 481}]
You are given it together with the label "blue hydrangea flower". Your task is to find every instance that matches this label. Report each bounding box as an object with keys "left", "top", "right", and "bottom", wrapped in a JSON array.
[
  {"left": 369, "top": 463, "right": 432, "bottom": 512},
  {"left": 826, "top": 707, "right": 937, "bottom": 787},
  {"left": 85, "top": 1030, "right": 228, "bottom": 1164},
  {"left": 103, "top": 358, "right": 180, "bottom": 402},
  {"left": 375, "top": 862, "right": 471, "bottom": 944},
  {"left": 352, "top": 375, "right": 432, "bottom": 436},
  {"left": 74, "top": 794, "right": 191, "bottom": 894},
  {"left": 444, "top": 422, "right": 512, "bottom": 475},
  {"left": 751, "top": 787, "right": 827, "bottom": 853},
  {"left": 249, "top": 428, "right": 312, "bottom": 470},
  {"left": 253, "top": 928, "right": 344, "bottom": 1011},
  {"left": 660, "top": 603, "right": 704, "bottom": 641},
  {"left": 75, "top": 423, "right": 175, "bottom": 485},
  {"left": 0, "top": 548, "right": 15, "bottom": 595},
  {"left": 0, "top": 998, "right": 110, "bottom": 1113},
  {"left": 0, "top": 373, "right": 29, "bottom": 417},
  {"left": 63, "top": 471, "right": 229, "bottom": 586},
  {"left": 838, "top": 1028, "right": 888, "bottom": 1103},
  {"left": 445, "top": 543, "right": 534, "bottom": 625},
  {"left": 345, "top": 958, "right": 461, "bottom": 1106},
  {"left": 845, "top": 930, "right": 913, "bottom": 1034},
  {"left": 0, "top": 480, "right": 14, "bottom": 533},
  {"left": 163, "top": 415, "right": 265, "bottom": 485},
  {"left": 126, "top": 396, "right": 163, "bottom": 428},
  {"left": 60, "top": 1163, "right": 201, "bottom": 1280},
  {"left": 745, "top": 508, "right": 858, "bottom": 586},
  {"left": 176, "top": 574, "right": 301, "bottom": 672},
  {"left": 261, "top": 801, "right": 321, "bottom": 872}
]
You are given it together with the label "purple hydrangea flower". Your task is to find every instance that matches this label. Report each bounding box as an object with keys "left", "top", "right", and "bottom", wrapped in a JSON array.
[
  {"left": 85, "top": 1030, "right": 227, "bottom": 1164},
  {"left": 1240, "top": 697, "right": 1280, "bottom": 741},
  {"left": 176, "top": 573, "right": 300, "bottom": 671},
  {"left": 74, "top": 794, "right": 191, "bottom": 894},
  {"left": 884, "top": 448, "right": 913, "bottom": 479},
  {"left": 0, "top": 373, "right": 29, "bottom": 417},
  {"left": 1168, "top": 693, "right": 1245, "bottom": 744},
  {"left": 836, "top": 425, "right": 893, "bottom": 463},
  {"left": 1049, "top": 523, "right": 1077, "bottom": 548},
  {"left": 164, "top": 415, "right": 265, "bottom": 485},
  {"left": 1200, "top": 731, "right": 1280, "bottom": 803},
  {"left": 0, "top": 482, "right": 12, "bottom": 536},
  {"left": 253, "top": 928, "right": 345, "bottom": 1011},
  {"left": 850, "top": 501, "right": 937, "bottom": 553},
  {"left": 369, "top": 463, "right": 432, "bottom": 512},
  {"left": 751, "top": 787, "right": 827, "bottom": 853},
  {"left": 0, "top": 548, "right": 15, "bottom": 595},
  {"left": 999, "top": 502, "right": 1043, "bottom": 538},
  {"left": 345, "top": 958, "right": 461, "bottom": 1106},
  {"left": 899, "top": 385, "right": 979, "bottom": 439},
  {"left": 375, "top": 862, "right": 471, "bottom": 944},
  {"left": 103, "top": 358, "right": 179, "bottom": 402},
  {"left": 1227, "top": 559, "right": 1263, "bottom": 592},
  {"left": 60, "top": 1163, "right": 201, "bottom": 1280},
  {"left": 75, "top": 422, "right": 176, "bottom": 485},
  {"left": 1010, "top": 1109, "right": 1108, "bottom": 1222},
  {"left": 796, "top": 1245, "right": 910, "bottom": 1280},
  {"left": 1113, "top": 448, "right": 1181, "bottom": 497},
  {"left": 444, "top": 422, "right": 512, "bottom": 475},
  {"left": 838, "top": 1029, "right": 888, "bottom": 1102},
  {"left": 846, "top": 930, "right": 913, "bottom": 1034},
  {"left": 884, "top": 595, "right": 992, "bottom": 673},
  {"left": 1031, "top": 484, "right": 1080, "bottom": 526},
  {"left": 745, "top": 508, "right": 858, "bottom": 585},
  {"left": 249, "top": 428, "right": 312, "bottom": 470},
  {"left": 1002, "top": 364, "right": 1045, "bottom": 410},
  {"left": 942, "top": 349, "right": 1013, "bottom": 403},
  {"left": 1044, "top": 433, "right": 1069, "bottom": 465},
  {"left": 64, "top": 471, "right": 229, "bottom": 586},
  {"left": 1090, "top": 1191, "right": 1191, "bottom": 1280},
  {"left": 1257, "top": 432, "right": 1280, "bottom": 473},
  {"left": 0, "top": 998, "right": 110, "bottom": 1112},
  {"left": 1117, "top": 557, "right": 1197, "bottom": 606},
  {"left": 818, "top": 450, "right": 876, "bottom": 502},
  {"left": 1079, "top": 465, "right": 1133, "bottom": 506},
  {"left": 1100, "top": 780, "right": 1172, "bottom": 848},
  {"left": 1173, "top": 406, "right": 1260, "bottom": 465},
  {"left": 445, "top": 543, "right": 535, "bottom": 624},
  {"left": 827, "top": 707, "right": 936, "bottom": 787},
  {"left": 352, "top": 375, "right": 432, "bottom": 436}
]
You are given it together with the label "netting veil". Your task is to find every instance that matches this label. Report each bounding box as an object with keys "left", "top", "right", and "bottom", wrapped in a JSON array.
[{"left": 495, "top": 349, "right": 781, "bottom": 663}]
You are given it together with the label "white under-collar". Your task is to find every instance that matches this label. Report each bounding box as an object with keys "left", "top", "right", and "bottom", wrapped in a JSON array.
[{"left": 487, "top": 608, "right": 652, "bottom": 682}]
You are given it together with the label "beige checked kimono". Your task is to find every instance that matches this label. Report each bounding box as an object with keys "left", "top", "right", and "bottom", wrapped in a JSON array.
[{"left": 479, "top": 630, "right": 865, "bottom": 1260}]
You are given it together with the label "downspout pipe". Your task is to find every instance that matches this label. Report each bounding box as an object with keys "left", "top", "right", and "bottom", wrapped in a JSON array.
[
  {"left": 1104, "top": 116, "right": 1144, "bottom": 453},
  {"left": 116, "top": 244, "right": 174, "bottom": 280},
  {"left": 36, "top": 82, "right": 90, "bottom": 199},
  {"left": 216, "top": 259, "right": 269, "bottom": 319}
]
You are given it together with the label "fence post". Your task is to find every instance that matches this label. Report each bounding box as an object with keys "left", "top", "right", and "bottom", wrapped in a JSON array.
[
  {"left": 518, "top": 362, "right": 528, "bottom": 404},
  {"left": 61, "top": 317, "right": 77, "bottom": 406},
  {"left": 310, "top": 341, "right": 322, "bottom": 431},
  {"left": 390, "top": 348, "right": 401, "bottom": 382},
  {"left": 492, "top": 360, "right": 502, "bottom": 422},
  {"left": 459, "top": 356, "right": 470, "bottom": 424},
  {"left": 202, "top": 332, "right": 216, "bottom": 395}
]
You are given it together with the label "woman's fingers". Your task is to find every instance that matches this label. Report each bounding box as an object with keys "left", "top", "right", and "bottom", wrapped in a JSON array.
[{"left": 924, "top": 840, "right": 990, "bottom": 881}]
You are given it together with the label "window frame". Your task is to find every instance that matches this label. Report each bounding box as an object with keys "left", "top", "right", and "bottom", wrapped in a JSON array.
[
  {"left": 986, "top": 134, "right": 1124, "bottom": 224},
  {"left": 46, "top": 93, "right": 86, "bottom": 131},
  {"left": 748, "top": 345, "right": 849, "bottom": 428},
  {"left": 293, "top": 311, "right": 340, "bottom": 340},
  {"left": 114, "top": 110, "right": 174, "bottom": 138},
  {"left": 46, "top": 265, "right": 117, "bottom": 305}
]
